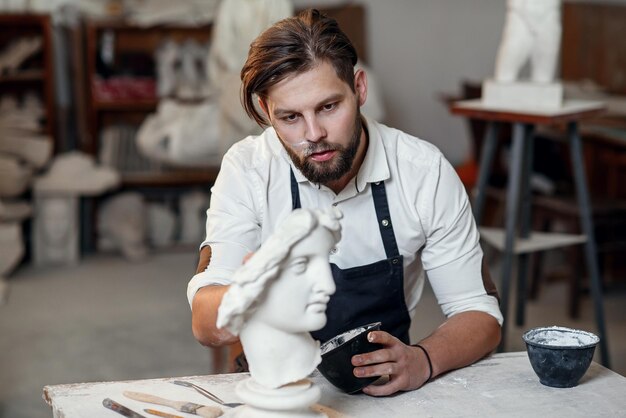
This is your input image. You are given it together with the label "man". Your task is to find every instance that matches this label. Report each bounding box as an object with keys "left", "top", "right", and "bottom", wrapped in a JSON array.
[{"left": 188, "top": 9, "right": 503, "bottom": 396}]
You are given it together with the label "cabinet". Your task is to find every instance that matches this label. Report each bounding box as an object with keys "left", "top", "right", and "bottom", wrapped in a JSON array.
[
  {"left": 82, "top": 19, "right": 217, "bottom": 187},
  {"left": 0, "top": 13, "right": 56, "bottom": 152}
]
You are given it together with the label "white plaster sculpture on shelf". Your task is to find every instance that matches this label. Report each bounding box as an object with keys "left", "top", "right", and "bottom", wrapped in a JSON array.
[
  {"left": 0, "top": 134, "right": 52, "bottom": 169},
  {"left": 179, "top": 190, "right": 209, "bottom": 245},
  {"left": 207, "top": 0, "right": 293, "bottom": 87},
  {"left": 0, "top": 155, "right": 33, "bottom": 197},
  {"left": 34, "top": 151, "right": 120, "bottom": 195},
  {"left": 32, "top": 195, "right": 79, "bottom": 266},
  {"left": 217, "top": 207, "right": 341, "bottom": 417},
  {"left": 0, "top": 91, "right": 46, "bottom": 133},
  {"left": 0, "top": 199, "right": 31, "bottom": 222},
  {"left": 98, "top": 192, "right": 148, "bottom": 262},
  {"left": 178, "top": 39, "right": 211, "bottom": 100},
  {"left": 484, "top": 0, "right": 563, "bottom": 109},
  {"left": 494, "top": 0, "right": 562, "bottom": 84},
  {"left": 31, "top": 152, "right": 120, "bottom": 265},
  {"left": 0, "top": 36, "right": 42, "bottom": 74},
  {"left": 155, "top": 39, "right": 180, "bottom": 98},
  {"left": 136, "top": 0, "right": 292, "bottom": 168},
  {"left": 136, "top": 98, "right": 224, "bottom": 167},
  {"left": 125, "top": 0, "right": 220, "bottom": 27},
  {"left": 146, "top": 202, "right": 176, "bottom": 248}
]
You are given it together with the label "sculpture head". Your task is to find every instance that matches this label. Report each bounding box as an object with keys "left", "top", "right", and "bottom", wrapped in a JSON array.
[
  {"left": 40, "top": 197, "right": 72, "bottom": 245},
  {"left": 217, "top": 207, "right": 341, "bottom": 336}
]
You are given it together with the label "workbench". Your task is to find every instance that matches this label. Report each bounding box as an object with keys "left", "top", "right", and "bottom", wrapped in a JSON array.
[{"left": 43, "top": 352, "right": 626, "bottom": 417}]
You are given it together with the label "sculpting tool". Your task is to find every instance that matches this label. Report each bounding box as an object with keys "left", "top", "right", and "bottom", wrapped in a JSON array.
[
  {"left": 123, "top": 391, "right": 223, "bottom": 418},
  {"left": 172, "top": 380, "right": 243, "bottom": 408},
  {"left": 144, "top": 409, "right": 184, "bottom": 418},
  {"left": 103, "top": 398, "right": 146, "bottom": 418}
]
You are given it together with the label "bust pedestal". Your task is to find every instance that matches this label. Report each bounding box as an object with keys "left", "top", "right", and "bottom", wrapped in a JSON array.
[
  {"left": 482, "top": 79, "right": 563, "bottom": 110},
  {"left": 229, "top": 378, "right": 326, "bottom": 418}
]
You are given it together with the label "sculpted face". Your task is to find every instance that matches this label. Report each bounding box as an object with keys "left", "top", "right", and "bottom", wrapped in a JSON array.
[
  {"left": 41, "top": 197, "right": 72, "bottom": 244},
  {"left": 252, "top": 226, "right": 337, "bottom": 333},
  {"left": 261, "top": 61, "right": 367, "bottom": 185}
]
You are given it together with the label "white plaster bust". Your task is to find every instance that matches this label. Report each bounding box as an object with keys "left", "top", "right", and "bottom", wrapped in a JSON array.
[
  {"left": 494, "top": 0, "right": 562, "bottom": 83},
  {"left": 33, "top": 195, "right": 78, "bottom": 265},
  {"left": 217, "top": 207, "right": 341, "bottom": 389}
]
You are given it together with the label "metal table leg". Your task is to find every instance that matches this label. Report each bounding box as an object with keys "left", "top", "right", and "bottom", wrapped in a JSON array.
[
  {"left": 568, "top": 121, "right": 611, "bottom": 367},
  {"left": 498, "top": 122, "right": 527, "bottom": 351},
  {"left": 473, "top": 122, "right": 500, "bottom": 224},
  {"left": 516, "top": 124, "right": 535, "bottom": 326}
]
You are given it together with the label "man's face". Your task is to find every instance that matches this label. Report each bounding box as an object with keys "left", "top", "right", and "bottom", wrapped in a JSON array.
[{"left": 261, "top": 61, "right": 367, "bottom": 184}]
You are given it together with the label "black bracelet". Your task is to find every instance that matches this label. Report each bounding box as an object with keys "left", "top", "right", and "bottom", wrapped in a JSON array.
[{"left": 413, "top": 343, "right": 433, "bottom": 382}]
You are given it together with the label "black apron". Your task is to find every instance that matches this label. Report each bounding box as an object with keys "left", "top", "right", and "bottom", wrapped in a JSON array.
[{"left": 290, "top": 169, "right": 412, "bottom": 344}]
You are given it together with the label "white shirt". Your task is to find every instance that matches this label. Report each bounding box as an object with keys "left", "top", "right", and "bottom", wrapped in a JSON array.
[{"left": 188, "top": 117, "right": 503, "bottom": 325}]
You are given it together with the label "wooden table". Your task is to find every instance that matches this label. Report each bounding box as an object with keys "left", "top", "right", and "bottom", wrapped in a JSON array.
[
  {"left": 43, "top": 352, "right": 626, "bottom": 417},
  {"left": 450, "top": 99, "right": 611, "bottom": 367}
]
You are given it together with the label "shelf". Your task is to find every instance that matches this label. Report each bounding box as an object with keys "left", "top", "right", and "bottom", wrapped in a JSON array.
[
  {"left": 120, "top": 168, "right": 219, "bottom": 187},
  {"left": 0, "top": 69, "right": 45, "bottom": 83},
  {"left": 93, "top": 99, "right": 157, "bottom": 111},
  {"left": 479, "top": 226, "right": 587, "bottom": 254}
]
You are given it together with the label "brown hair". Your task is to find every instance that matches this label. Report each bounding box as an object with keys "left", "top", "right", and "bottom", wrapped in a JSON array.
[{"left": 241, "top": 8, "right": 359, "bottom": 126}]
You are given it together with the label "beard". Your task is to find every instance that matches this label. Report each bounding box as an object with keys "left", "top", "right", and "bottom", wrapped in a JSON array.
[{"left": 279, "top": 112, "right": 363, "bottom": 185}]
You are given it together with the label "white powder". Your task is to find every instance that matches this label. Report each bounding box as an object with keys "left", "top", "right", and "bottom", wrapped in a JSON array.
[
  {"left": 524, "top": 326, "right": 599, "bottom": 347},
  {"left": 320, "top": 323, "right": 379, "bottom": 355}
]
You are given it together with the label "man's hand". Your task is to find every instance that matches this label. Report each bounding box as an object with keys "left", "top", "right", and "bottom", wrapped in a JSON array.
[{"left": 351, "top": 331, "right": 430, "bottom": 396}]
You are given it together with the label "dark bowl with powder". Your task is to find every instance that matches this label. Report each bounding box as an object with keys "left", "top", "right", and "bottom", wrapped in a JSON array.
[
  {"left": 522, "top": 326, "right": 599, "bottom": 388},
  {"left": 317, "top": 322, "right": 382, "bottom": 394}
]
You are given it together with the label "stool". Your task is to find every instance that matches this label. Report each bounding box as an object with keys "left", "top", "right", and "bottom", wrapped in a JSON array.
[{"left": 450, "top": 99, "right": 610, "bottom": 367}]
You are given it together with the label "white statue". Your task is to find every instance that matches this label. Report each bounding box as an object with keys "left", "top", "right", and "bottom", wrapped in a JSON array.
[
  {"left": 97, "top": 192, "right": 148, "bottom": 261},
  {"left": 0, "top": 155, "right": 32, "bottom": 198},
  {"left": 483, "top": 0, "right": 563, "bottom": 109},
  {"left": 136, "top": 0, "right": 292, "bottom": 168},
  {"left": 34, "top": 151, "right": 120, "bottom": 195},
  {"left": 146, "top": 203, "right": 176, "bottom": 248},
  {"left": 179, "top": 190, "right": 209, "bottom": 245},
  {"left": 217, "top": 207, "right": 341, "bottom": 417},
  {"left": 494, "top": 0, "right": 562, "bottom": 83},
  {"left": 33, "top": 195, "right": 79, "bottom": 265}
]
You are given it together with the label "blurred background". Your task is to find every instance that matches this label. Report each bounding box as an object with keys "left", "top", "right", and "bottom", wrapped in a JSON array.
[{"left": 1, "top": 0, "right": 625, "bottom": 417}]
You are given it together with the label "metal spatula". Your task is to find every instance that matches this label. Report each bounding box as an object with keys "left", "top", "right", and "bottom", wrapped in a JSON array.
[{"left": 172, "top": 380, "right": 243, "bottom": 408}]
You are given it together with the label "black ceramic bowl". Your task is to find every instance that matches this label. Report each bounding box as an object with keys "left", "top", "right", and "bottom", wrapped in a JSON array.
[
  {"left": 317, "top": 322, "right": 383, "bottom": 394},
  {"left": 522, "top": 326, "right": 599, "bottom": 388}
]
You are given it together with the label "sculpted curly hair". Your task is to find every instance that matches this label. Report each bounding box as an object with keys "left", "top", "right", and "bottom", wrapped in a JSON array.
[{"left": 216, "top": 207, "right": 342, "bottom": 334}]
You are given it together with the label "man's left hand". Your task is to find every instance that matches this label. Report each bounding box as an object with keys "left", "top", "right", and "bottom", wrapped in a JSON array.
[{"left": 351, "top": 331, "right": 429, "bottom": 396}]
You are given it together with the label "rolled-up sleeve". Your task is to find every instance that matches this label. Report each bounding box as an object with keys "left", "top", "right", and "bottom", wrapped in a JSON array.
[
  {"left": 186, "top": 149, "right": 262, "bottom": 308},
  {"left": 419, "top": 153, "right": 503, "bottom": 325}
]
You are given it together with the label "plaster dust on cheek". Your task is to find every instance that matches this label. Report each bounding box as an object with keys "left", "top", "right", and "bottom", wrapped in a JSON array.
[{"left": 290, "top": 140, "right": 310, "bottom": 150}]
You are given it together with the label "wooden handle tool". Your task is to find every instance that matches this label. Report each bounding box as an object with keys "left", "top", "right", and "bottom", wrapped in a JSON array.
[
  {"left": 143, "top": 409, "right": 184, "bottom": 418},
  {"left": 123, "top": 391, "right": 222, "bottom": 418}
]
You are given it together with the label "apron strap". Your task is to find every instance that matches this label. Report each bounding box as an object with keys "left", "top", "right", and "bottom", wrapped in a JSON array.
[
  {"left": 371, "top": 181, "right": 400, "bottom": 259},
  {"left": 290, "top": 168, "right": 301, "bottom": 210}
]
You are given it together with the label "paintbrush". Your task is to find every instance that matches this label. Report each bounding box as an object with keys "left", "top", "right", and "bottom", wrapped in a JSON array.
[
  {"left": 143, "top": 408, "right": 184, "bottom": 418},
  {"left": 123, "top": 391, "right": 222, "bottom": 418}
]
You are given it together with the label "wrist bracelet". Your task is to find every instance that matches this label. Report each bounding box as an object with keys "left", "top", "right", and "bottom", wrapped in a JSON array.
[{"left": 413, "top": 343, "right": 433, "bottom": 382}]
